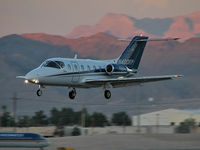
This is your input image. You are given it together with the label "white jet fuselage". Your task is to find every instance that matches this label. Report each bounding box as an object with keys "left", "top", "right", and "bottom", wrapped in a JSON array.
[{"left": 25, "top": 58, "right": 132, "bottom": 88}]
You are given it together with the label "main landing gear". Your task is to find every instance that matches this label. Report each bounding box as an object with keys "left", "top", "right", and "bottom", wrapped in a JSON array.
[
  {"left": 68, "top": 88, "right": 111, "bottom": 100},
  {"left": 37, "top": 89, "right": 42, "bottom": 96},
  {"left": 104, "top": 90, "right": 111, "bottom": 99},
  {"left": 69, "top": 88, "right": 76, "bottom": 100}
]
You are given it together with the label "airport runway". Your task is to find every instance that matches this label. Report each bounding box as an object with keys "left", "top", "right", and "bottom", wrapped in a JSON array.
[{"left": 1, "top": 134, "right": 200, "bottom": 150}]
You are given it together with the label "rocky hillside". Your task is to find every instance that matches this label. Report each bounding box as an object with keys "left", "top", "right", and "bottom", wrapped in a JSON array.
[{"left": 66, "top": 11, "right": 200, "bottom": 41}]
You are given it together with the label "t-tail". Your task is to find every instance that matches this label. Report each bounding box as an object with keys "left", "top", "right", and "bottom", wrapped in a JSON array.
[{"left": 117, "top": 36, "right": 148, "bottom": 70}]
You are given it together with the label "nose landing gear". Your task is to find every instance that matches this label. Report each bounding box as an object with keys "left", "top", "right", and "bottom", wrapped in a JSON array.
[
  {"left": 36, "top": 85, "right": 43, "bottom": 97},
  {"left": 69, "top": 88, "right": 76, "bottom": 100}
]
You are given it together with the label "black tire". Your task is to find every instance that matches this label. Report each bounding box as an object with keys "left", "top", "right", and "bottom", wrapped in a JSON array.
[
  {"left": 104, "top": 90, "right": 111, "bottom": 99},
  {"left": 37, "top": 89, "right": 42, "bottom": 96},
  {"left": 69, "top": 90, "right": 76, "bottom": 99}
]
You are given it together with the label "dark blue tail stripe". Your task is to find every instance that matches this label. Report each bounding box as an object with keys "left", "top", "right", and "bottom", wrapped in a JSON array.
[{"left": 117, "top": 36, "right": 148, "bottom": 69}]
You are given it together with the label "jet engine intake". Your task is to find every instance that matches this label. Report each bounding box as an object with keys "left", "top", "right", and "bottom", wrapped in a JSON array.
[{"left": 105, "top": 64, "right": 129, "bottom": 75}]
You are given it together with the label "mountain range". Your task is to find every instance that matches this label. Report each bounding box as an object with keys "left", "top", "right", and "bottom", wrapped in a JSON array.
[{"left": 66, "top": 11, "right": 200, "bottom": 41}]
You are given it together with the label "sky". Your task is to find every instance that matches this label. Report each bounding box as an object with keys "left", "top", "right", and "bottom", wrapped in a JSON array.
[{"left": 0, "top": 0, "right": 200, "bottom": 37}]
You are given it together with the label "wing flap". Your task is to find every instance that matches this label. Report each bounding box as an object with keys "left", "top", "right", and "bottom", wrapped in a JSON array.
[{"left": 84, "top": 75, "right": 183, "bottom": 88}]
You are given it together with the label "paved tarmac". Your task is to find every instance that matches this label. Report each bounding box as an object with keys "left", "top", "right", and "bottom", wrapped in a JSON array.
[{"left": 1, "top": 134, "right": 200, "bottom": 150}]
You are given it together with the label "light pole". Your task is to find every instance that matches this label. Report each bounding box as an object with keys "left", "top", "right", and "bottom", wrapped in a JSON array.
[
  {"left": 136, "top": 86, "right": 141, "bottom": 133},
  {"left": 156, "top": 113, "right": 160, "bottom": 133},
  {"left": 12, "top": 93, "right": 20, "bottom": 132}
]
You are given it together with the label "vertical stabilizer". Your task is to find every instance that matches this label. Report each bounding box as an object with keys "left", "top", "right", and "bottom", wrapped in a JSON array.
[{"left": 117, "top": 36, "right": 148, "bottom": 69}]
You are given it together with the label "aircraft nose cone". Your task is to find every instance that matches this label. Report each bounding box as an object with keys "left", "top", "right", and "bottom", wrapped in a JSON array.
[
  {"left": 25, "top": 71, "right": 35, "bottom": 80},
  {"left": 25, "top": 68, "right": 40, "bottom": 80}
]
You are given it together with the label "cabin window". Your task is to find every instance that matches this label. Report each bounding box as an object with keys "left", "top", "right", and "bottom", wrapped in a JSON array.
[
  {"left": 43, "top": 61, "right": 60, "bottom": 69},
  {"left": 87, "top": 65, "right": 90, "bottom": 71},
  {"left": 93, "top": 65, "right": 96, "bottom": 70},
  {"left": 81, "top": 65, "right": 84, "bottom": 71},
  {"left": 67, "top": 64, "right": 71, "bottom": 71},
  {"left": 74, "top": 64, "right": 78, "bottom": 71},
  {"left": 97, "top": 66, "right": 102, "bottom": 72}
]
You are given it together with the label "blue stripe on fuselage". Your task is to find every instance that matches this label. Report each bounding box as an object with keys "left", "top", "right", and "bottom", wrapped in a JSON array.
[{"left": 46, "top": 69, "right": 106, "bottom": 77}]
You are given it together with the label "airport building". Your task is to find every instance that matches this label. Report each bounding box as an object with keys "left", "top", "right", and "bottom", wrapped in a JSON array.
[
  {"left": 132, "top": 108, "right": 200, "bottom": 126},
  {"left": 1, "top": 108, "right": 200, "bottom": 136}
]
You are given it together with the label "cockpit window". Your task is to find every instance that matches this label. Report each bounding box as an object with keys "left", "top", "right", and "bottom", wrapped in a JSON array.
[
  {"left": 42, "top": 61, "right": 60, "bottom": 69},
  {"left": 55, "top": 61, "right": 65, "bottom": 68},
  {"left": 42, "top": 60, "right": 65, "bottom": 69}
]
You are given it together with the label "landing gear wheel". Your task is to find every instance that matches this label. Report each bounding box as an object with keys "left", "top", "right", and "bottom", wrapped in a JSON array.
[
  {"left": 104, "top": 90, "right": 111, "bottom": 99},
  {"left": 69, "top": 89, "right": 76, "bottom": 100},
  {"left": 37, "top": 89, "right": 42, "bottom": 96}
]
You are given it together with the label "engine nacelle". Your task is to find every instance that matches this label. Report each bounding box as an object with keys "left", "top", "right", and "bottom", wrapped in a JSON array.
[{"left": 105, "top": 64, "right": 129, "bottom": 75}]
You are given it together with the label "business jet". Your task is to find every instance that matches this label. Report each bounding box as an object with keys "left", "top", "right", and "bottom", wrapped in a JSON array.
[{"left": 17, "top": 35, "right": 182, "bottom": 99}]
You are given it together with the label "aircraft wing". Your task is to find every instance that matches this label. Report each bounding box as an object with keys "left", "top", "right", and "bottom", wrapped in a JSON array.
[{"left": 84, "top": 75, "right": 183, "bottom": 88}]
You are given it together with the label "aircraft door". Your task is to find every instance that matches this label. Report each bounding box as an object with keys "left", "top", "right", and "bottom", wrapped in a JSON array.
[{"left": 71, "top": 62, "right": 80, "bottom": 82}]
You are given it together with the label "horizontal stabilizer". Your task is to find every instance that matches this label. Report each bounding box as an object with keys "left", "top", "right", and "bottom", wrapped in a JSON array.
[{"left": 118, "top": 37, "right": 180, "bottom": 42}]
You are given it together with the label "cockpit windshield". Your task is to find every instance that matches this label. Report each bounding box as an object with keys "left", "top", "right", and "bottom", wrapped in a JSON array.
[
  {"left": 55, "top": 61, "right": 65, "bottom": 68},
  {"left": 42, "top": 61, "right": 65, "bottom": 69}
]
